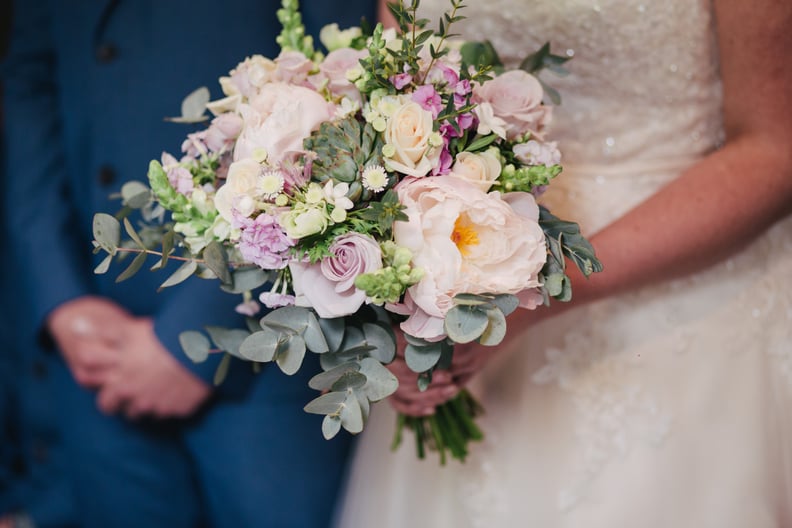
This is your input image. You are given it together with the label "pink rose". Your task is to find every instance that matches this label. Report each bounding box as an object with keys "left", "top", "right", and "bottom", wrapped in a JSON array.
[
  {"left": 234, "top": 83, "right": 335, "bottom": 164},
  {"left": 290, "top": 233, "right": 383, "bottom": 318},
  {"left": 473, "top": 70, "right": 551, "bottom": 140},
  {"left": 317, "top": 48, "right": 367, "bottom": 103},
  {"left": 393, "top": 176, "right": 546, "bottom": 340}
]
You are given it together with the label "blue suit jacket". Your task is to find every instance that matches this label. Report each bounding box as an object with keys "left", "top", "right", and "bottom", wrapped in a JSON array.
[
  {"left": 2, "top": 1, "right": 376, "bottom": 526},
  {"left": 3, "top": 0, "right": 376, "bottom": 383}
]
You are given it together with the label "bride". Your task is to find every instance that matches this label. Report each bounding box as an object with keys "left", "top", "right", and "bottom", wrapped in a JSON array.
[{"left": 336, "top": 0, "right": 792, "bottom": 526}]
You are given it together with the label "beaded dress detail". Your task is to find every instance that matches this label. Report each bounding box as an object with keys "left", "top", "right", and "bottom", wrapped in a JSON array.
[{"left": 336, "top": 1, "right": 792, "bottom": 526}]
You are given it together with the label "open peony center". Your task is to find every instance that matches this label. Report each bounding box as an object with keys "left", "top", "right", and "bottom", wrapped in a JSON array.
[{"left": 451, "top": 216, "right": 479, "bottom": 256}]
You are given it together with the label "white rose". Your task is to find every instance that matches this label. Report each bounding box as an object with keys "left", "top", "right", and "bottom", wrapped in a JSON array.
[
  {"left": 383, "top": 101, "right": 441, "bottom": 177},
  {"left": 214, "top": 158, "right": 261, "bottom": 222},
  {"left": 448, "top": 150, "right": 502, "bottom": 192}
]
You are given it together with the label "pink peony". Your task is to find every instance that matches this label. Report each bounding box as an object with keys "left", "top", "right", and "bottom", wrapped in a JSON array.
[
  {"left": 473, "top": 70, "right": 551, "bottom": 140},
  {"left": 275, "top": 50, "right": 315, "bottom": 85},
  {"left": 289, "top": 233, "right": 383, "bottom": 318},
  {"left": 317, "top": 48, "right": 367, "bottom": 103},
  {"left": 234, "top": 83, "right": 335, "bottom": 165},
  {"left": 393, "top": 176, "right": 546, "bottom": 340}
]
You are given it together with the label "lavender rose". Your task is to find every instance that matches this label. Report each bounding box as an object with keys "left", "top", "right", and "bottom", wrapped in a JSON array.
[{"left": 290, "top": 233, "right": 383, "bottom": 318}]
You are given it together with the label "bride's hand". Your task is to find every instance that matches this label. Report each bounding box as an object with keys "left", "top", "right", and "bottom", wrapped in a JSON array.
[{"left": 387, "top": 332, "right": 497, "bottom": 417}]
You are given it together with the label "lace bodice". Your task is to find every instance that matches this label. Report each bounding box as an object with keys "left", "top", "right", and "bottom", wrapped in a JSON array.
[{"left": 420, "top": 0, "right": 724, "bottom": 166}]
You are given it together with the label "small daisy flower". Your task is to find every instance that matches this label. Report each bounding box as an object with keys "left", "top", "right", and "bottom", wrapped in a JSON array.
[
  {"left": 362, "top": 165, "right": 388, "bottom": 193},
  {"left": 257, "top": 169, "right": 285, "bottom": 200}
]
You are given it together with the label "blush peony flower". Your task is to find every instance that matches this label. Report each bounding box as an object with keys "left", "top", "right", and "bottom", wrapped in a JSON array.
[
  {"left": 225, "top": 55, "right": 278, "bottom": 99},
  {"left": 275, "top": 50, "right": 315, "bottom": 85},
  {"left": 234, "top": 83, "right": 336, "bottom": 165},
  {"left": 393, "top": 176, "right": 546, "bottom": 340},
  {"left": 317, "top": 48, "right": 367, "bottom": 103},
  {"left": 383, "top": 101, "right": 441, "bottom": 177},
  {"left": 290, "top": 233, "right": 383, "bottom": 318},
  {"left": 473, "top": 70, "right": 551, "bottom": 140}
]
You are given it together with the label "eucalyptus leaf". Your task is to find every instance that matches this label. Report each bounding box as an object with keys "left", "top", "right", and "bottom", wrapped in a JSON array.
[
  {"left": 220, "top": 267, "right": 270, "bottom": 294},
  {"left": 165, "top": 86, "right": 210, "bottom": 123},
  {"left": 330, "top": 371, "right": 368, "bottom": 392},
  {"left": 322, "top": 415, "right": 342, "bottom": 440},
  {"left": 179, "top": 330, "right": 212, "bottom": 363},
  {"left": 94, "top": 254, "right": 113, "bottom": 275},
  {"left": 115, "top": 251, "right": 147, "bottom": 283},
  {"left": 92, "top": 213, "right": 120, "bottom": 253},
  {"left": 318, "top": 317, "right": 345, "bottom": 352},
  {"left": 355, "top": 391, "right": 371, "bottom": 422},
  {"left": 205, "top": 326, "right": 250, "bottom": 358},
  {"left": 203, "top": 241, "right": 232, "bottom": 285},
  {"left": 464, "top": 134, "right": 498, "bottom": 152},
  {"left": 339, "top": 393, "right": 364, "bottom": 434},
  {"left": 405, "top": 343, "right": 443, "bottom": 373},
  {"left": 275, "top": 335, "right": 307, "bottom": 375},
  {"left": 490, "top": 294, "right": 519, "bottom": 317},
  {"left": 362, "top": 323, "right": 395, "bottom": 363},
  {"left": 359, "top": 357, "right": 398, "bottom": 401},
  {"left": 304, "top": 391, "right": 347, "bottom": 415},
  {"left": 303, "top": 312, "right": 329, "bottom": 353},
  {"left": 261, "top": 306, "right": 313, "bottom": 332},
  {"left": 308, "top": 362, "right": 361, "bottom": 391},
  {"left": 417, "top": 371, "right": 432, "bottom": 392},
  {"left": 543, "top": 273, "right": 565, "bottom": 297},
  {"left": 121, "top": 181, "right": 152, "bottom": 209},
  {"left": 239, "top": 329, "right": 281, "bottom": 362},
  {"left": 213, "top": 353, "right": 232, "bottom": 386},
  {"left": 478, "top": 307, "right": 507, "bottom": 346},
  {"left": 451, "top": 293, "right": 489, "bottom": 306},
  {"left": 158, "top": 259, "right": 198, "bottom": 290},
  {"left": 445, "top": 305, "right": 489, "bottom": 344}
]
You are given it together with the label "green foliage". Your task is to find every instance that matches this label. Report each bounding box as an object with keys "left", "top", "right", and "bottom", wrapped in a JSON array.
[
  {"left": 355, "top": 189, "right": 408, "bottom": 236},
  {"left": 495, "top": 163, "right": 563, "bottom": 194},
  {"left": 519, "top": 42, "right": 571, "bottom": 105},
  {"left": 538, "top": 205, "right": 603, "bottom": 304}
]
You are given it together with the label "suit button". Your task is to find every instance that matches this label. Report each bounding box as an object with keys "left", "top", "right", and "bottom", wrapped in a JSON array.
[
  {"left": 95, "top": 42, "right": 118, "bottom": 63},
  {"left": 98, "top": 165, "right": 116, "bottom": 186}
]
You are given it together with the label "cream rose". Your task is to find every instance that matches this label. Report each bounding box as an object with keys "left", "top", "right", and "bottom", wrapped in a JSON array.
[
  {"left": 393, "top": 176, "right": 546, "bottom": 340},
  {"left": 383, "top": 101, "right": 441, "bottom": 177},
  {"left": 448, "top": 150, "right": 502, "bottom": 192},
  {"left": 473, "top": 70, "right": 551, "bottom": 140},
  {"left": 214, "top": 158, "right": 262, "bottom": 222}
]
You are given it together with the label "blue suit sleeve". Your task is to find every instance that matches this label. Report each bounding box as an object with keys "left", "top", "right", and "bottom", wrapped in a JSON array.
[{"left": 1, "top": 1, "right": 93, "bottom": 328}]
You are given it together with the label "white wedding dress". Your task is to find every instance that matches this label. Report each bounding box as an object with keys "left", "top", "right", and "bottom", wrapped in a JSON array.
[{"left": 335, "top": 0, "right": 792, "bottom": 526}]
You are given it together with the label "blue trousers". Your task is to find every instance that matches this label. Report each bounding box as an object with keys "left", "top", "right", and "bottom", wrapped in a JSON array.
[{"left": 52, "top": 357, "right": 353, "bottom": 528}]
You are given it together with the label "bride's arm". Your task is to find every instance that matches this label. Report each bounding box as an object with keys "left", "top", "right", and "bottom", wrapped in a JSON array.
[{"left": 526, "top": 0, "right": 792, "bottom": 313}]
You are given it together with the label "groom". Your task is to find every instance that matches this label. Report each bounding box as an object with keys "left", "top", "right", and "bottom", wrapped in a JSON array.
[{"left": 2, "top": 0, "right": 375, "bottom": 526}]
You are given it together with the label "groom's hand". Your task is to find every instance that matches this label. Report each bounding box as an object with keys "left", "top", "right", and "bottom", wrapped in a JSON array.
[
  {"left": 96, "top": 317, "right": 211, "bottom": 419},
  {"left": 47, "top": 296, "right": 128, "bottom": 388}
]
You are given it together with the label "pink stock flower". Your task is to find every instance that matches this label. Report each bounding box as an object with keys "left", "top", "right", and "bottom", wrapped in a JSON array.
[
  {"left": 411, "top": 85, "right": 443, "bottom": 118},
  {"left": 235, "top": 213, "right": 294, "bottom": 270},
  {"left": 289, "top": 233, "right": 383, "bottom": 318},
  {"left": 393, "top": 176, "right": 546, "bottom": 341},
  {"left": 390, "top": 72, "right": 413, "bottom": 90},
  {"left": 259, "top": 291, "right": 296, "bottom": 309}
]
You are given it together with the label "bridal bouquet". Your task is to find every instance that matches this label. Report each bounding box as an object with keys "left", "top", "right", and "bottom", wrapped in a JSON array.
[{"left": 92, "top": 0, "right": 600, "bottom": 464}]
